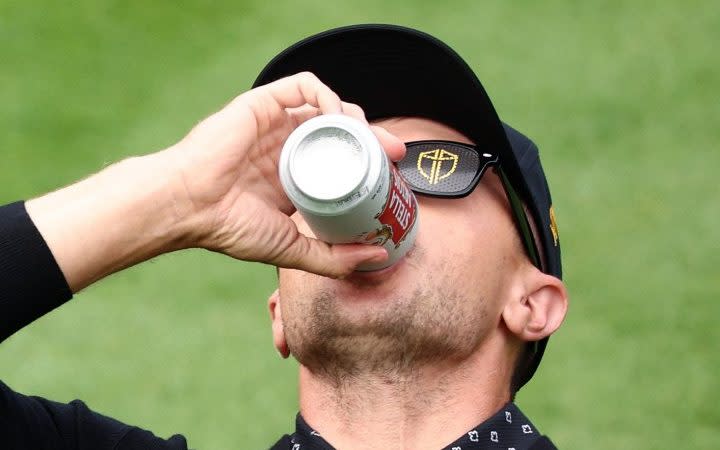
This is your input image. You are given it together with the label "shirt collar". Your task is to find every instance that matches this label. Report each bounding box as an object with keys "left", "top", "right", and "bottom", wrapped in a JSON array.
[{"left": 288, "top": 402, "right": 547, "bottom": 449}]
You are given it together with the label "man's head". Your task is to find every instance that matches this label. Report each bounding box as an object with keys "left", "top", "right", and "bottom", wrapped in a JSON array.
[{"left": 255, "top": 25, "right": 568, "bottom": 395}]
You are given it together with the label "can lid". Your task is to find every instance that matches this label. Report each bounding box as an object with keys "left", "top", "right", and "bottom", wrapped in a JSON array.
[{"left": 289, "top": 126, "right": 369, "bottom": 201}]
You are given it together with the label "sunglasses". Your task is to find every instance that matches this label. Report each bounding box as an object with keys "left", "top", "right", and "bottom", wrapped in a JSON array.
[{"left": 397, "top": 140, "right": 541, "bottom": 269}]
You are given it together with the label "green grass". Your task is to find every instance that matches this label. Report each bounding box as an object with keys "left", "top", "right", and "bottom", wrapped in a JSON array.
[{"left": 1, "top": 0, "right": 718, "bottom": 448}]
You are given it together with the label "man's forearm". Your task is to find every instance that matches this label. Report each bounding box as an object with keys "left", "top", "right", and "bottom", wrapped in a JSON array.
[{"left": 25, "top": 149, "right": 192, "bottom": 292}]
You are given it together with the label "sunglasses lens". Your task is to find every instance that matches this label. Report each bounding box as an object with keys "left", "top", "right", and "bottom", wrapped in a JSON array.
[{"left": 397, "top": 142, "right": 493, "bottom": 195}]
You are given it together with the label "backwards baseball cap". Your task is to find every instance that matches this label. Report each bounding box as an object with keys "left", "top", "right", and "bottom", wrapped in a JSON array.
[{"left": 254, "top": 24, "right": 562, "bottom": 391}]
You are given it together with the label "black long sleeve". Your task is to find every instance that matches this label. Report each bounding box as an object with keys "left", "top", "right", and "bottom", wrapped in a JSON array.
[
  {"left": 0, "top": 201, "right": 190, "bottom": 449},
  {"left": 0, "top": 381, "right": 188, "bottom": 450},
  {"left": 0, "top": 201, "right": 73, "bottom": 342}
]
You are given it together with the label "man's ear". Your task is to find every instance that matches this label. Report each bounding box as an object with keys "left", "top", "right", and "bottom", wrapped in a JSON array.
[
  {"left": 502, "top": 271, "right": 568, "bottom": 342},
  {"left": 268, "top": 289, "right": 289, "bottom": 358}
]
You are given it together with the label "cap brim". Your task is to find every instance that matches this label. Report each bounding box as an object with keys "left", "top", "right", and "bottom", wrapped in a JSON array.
[{"left": 253, "top": 24, "right": 533, "bottom": 202}]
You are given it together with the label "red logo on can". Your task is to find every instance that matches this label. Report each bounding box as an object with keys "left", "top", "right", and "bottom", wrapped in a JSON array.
[{"left": 375, "top": 165, "right": 417, "bottom": 248}]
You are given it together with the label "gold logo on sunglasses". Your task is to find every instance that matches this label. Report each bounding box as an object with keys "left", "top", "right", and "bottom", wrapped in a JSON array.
[{"left": 417, "top": 149, "right": 459, "bottom": 185}]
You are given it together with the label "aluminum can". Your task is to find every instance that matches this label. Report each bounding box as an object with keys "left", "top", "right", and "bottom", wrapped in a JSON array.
[{"left": 278, "top": 114, "right": 419, "bottom": 271}]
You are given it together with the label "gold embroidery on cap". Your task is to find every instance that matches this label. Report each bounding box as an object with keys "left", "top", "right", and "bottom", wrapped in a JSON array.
[
  {"left": 417, "top": 149, "right": 459, "bottom": 185},
  {"left": 549, "top": 205, "right": 559, "bottom": 246}
]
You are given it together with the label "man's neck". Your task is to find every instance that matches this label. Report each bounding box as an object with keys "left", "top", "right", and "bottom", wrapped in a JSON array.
[{"left": 298, "top": 344, "right": 514, "bottom": 450}]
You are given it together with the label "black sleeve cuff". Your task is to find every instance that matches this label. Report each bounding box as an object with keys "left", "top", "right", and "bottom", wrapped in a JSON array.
[{"left": 0, "top": 201, "right": 73, "bottom": 342}]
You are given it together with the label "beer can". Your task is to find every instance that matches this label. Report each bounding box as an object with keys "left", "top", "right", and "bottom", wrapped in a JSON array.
[{"left": 278, "top": 114, "right": 419, "bottom": 271}]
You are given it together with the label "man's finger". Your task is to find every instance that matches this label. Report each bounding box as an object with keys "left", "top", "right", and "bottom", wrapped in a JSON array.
[
  {"left": 370, "top": 125, "right": 406, "bottom": 162},
  {"left": 286, "top": 104, "right": 321, "bottom": 128},
  {"left": 295, "top": 72, "right": 343, "bottom": 114},
  {"left": 262, "top": 72, "right": 342, "bottom": 113},
  {"left": 340, "top": 102, "right": 368, "bottom": 124}
]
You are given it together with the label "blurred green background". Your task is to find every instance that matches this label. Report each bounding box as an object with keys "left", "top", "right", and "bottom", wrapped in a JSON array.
[{"left": 1, "top": 0, "right": 718, "bottom": 448}]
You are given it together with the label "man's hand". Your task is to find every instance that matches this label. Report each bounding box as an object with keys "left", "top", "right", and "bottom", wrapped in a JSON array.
[
  {"left": 26, "top": 72, "right": 405, "bottom": 291},
  {"left": 168, "top": 72, "right": 404, "bottom": 275}
]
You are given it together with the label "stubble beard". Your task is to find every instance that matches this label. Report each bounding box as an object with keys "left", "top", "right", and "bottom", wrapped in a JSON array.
[{"left": 284, "top": 272, "right": 490, "bottom": 387}]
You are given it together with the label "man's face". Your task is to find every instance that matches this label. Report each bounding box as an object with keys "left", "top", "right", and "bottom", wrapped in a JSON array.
[{"left": 276, "top": 117, "right": 528, "bottom": 379}]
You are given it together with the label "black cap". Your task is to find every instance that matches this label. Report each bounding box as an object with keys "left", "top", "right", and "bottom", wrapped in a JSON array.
[{"left": 254, "top": 24, "right": 562, "bottom": 390}]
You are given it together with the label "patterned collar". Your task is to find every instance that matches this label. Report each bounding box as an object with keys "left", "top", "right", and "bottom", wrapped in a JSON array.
[{"left": 282, "top": 402, "right": 555, "bottom": 449}]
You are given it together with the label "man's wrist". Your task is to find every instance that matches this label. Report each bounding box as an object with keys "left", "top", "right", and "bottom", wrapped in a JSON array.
[
  {"left": 127, "top": 149, "right": 201, "bottom": 252},
  {"left": 151, "top": 143, "right": 221, "bottom": 252},
  {"left": 130, "top": 152, "right": 189, "bottom": 244}
]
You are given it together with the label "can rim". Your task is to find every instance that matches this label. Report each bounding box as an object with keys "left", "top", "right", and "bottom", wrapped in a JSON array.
[
  {"left": 289, "top": 125, "right": 369, "bottom": 201},
  {"left": 279, "top": 115, "right": 384, "bottom": 215}
]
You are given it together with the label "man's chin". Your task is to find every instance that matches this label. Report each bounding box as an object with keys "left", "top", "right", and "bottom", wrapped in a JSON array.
[{"left": 285, "top": 286, "right": 475, "bottom": 382}]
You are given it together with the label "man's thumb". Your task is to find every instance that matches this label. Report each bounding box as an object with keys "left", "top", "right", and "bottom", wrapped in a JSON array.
[{"left": 279, "top": 235, "right": 388, "bottom": 278}]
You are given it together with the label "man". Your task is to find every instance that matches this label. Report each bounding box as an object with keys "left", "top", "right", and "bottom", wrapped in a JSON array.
[{"left": 0, "top": 25, "right": 568, "bottom": 449}]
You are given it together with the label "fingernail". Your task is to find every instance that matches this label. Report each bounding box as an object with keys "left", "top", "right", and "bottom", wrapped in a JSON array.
[{"left": 366, "top": 249, "right": 388, "bottom": 263}]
